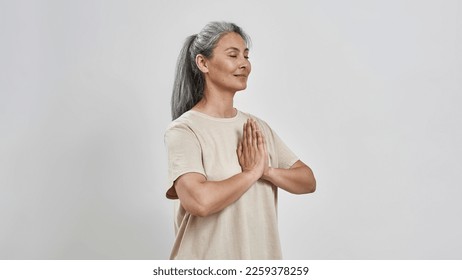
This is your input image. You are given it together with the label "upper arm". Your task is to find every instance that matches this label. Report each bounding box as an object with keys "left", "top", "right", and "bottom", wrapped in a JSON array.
[
  {"left": 164, "top": 123, "right": 205, "bottom": 199},
  {"left": 174, "top": 172, "right": 207, "bottom": 216}
]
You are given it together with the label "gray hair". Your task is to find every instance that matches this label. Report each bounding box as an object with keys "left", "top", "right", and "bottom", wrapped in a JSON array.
[{"left": 171, "top": 21, "right": 251, "bottom": 120}]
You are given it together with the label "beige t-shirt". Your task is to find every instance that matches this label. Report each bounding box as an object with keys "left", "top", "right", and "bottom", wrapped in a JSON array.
[{"left": 164, "top": 109, "right": 299, "bottom": 259}]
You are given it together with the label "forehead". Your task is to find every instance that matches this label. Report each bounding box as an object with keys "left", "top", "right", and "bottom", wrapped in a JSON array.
[{"left": 214, "top": 32, "right": 248, "bottom": 51}]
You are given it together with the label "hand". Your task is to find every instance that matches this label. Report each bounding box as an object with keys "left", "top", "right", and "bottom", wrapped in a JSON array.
[{"left": 237, "top": 119, "right": 268, "bottom": 178}]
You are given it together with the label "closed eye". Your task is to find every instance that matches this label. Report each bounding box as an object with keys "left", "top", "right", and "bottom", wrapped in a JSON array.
[{"left": 228, "top": 54, "right": 250, "bottom": 59}]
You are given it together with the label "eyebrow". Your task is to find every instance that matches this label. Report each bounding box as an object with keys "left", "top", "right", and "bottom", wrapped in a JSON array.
[{"left": 225, "top": 47, "right": 249, "bottom": 52}]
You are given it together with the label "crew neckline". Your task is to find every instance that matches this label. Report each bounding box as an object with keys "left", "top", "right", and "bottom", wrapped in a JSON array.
[{"left": 188, "top": 109, "right": 241, "bottom": 122}]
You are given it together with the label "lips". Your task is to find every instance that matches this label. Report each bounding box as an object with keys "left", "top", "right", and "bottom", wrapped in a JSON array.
[{"left": 234, "top": 74, "right": 247, "bottom": 77}]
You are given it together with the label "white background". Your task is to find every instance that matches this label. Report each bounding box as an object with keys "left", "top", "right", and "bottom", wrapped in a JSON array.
[{"left": 1, "top": 0, "right": 461, "bottom": 259}]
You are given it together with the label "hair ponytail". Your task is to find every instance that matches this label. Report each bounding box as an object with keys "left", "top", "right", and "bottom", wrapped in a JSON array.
[
  {"left": 171, "top": 35, "right": 203, "bottom": 120},
  {"left": 171, "top": 22, "right": 251, "bottom": 120}
]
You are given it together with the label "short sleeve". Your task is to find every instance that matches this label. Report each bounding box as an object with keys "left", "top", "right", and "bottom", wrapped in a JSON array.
[
  {"left": 271, "top": 129, "right": 299, "bottom": 169},
  {"left": 164, "top": 123, "right": 205, "bottom": 199}
]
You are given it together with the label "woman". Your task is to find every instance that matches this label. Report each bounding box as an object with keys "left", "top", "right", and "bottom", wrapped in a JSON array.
[{"left": 164, "top": 21, "right": 316, "bottom": 260}]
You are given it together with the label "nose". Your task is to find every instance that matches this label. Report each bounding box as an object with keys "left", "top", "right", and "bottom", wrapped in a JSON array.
[{"left": 239, "top": 57, "right": 250, "bottom": 70}]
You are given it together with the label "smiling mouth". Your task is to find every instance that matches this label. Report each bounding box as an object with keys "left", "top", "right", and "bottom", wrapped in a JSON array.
[{"left": 234, "top": 74, "right": 247, "bottom": 77}]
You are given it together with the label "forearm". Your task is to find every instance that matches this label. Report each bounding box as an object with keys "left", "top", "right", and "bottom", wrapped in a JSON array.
[
  {"left": 177, "top": 170, "right": 260, "bottom": 217},
  {"left": 201, "top": 171, "right": 261, "bottom": 215},
  {"left": 262, "top": 161, "right": 316, "bottom": 194}
]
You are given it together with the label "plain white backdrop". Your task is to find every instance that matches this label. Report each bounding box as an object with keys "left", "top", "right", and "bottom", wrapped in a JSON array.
[{"left": 1, "top": 0, "right": 461, "bottom": 259}]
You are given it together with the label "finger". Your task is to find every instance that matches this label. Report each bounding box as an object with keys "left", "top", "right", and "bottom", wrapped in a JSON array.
[
  {"left": 252, "top": 120, "right": 258, "bottom": 148},
  {"left": 257, "top": 131, "right": 265, "bottom": 158},
  {"left": 242, "top": 122, "right": 248, "bottom": 151},
  {"left": 250, "top": 119, "right": 258, "bottom": 159},
  {"left": 244, "top": 121, "right": 252, "bottom": 161},
  {"left": 253, "top": 120, "right": 264, "bottom": 149},
  {"left": 246, "top": 119, "right": 253, "bottom": 148},
  {"left": 261, "top": 132, "right": 267, "bottom": 152},
  {"left": 260, "top": 132, "right": 269, "bottom": 169},
  {"left": 256, "top": 129, "right": 263, "bottom": 147},
  {"left": 237, "top": 141, "right": 242, "bottom": 158}
]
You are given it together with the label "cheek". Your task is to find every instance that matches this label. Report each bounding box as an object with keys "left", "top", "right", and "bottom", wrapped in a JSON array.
[{"left": 214, "top": 61, "right": 233, "bottom": 73}]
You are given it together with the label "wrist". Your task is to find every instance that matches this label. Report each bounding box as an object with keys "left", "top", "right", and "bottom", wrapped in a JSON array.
[
  {"left": 242, "top": 169, "right": 262, "bottom": 182},
  {"left": 262, "top": 167, "right": 273, "bottom": 181}
]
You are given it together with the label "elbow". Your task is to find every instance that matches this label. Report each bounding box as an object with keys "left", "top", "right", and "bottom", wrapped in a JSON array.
[
  {"left": 296, "top": 176, "right": 316, "bottom": 195},
  {"left": 307, "top": 176, "right": 316, "bottom": 193},
  {"left": 297, "top": 165, "right": 316, "bottom": 194},
  {"left": 176, "top": 181, "right": 215, "bottom": 217},
  {"left": 191, "top": 205, "right": 212, "bottom": 217},
  {"left": 307, "top": 180, "right": 316, "bottom": 193},
  {"left": 305, "top": 169, "right": 316, "bottom": 194},
  {"left": 183, "top": 199, "right": 214, "bottom": 217},
  {"left": 295, "top": 183, "right": 316, "bottom": 195}
]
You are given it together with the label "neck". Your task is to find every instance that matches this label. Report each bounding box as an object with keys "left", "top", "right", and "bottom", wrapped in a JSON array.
[{"left": 193, "top": 87, "right": 237, "bottom": 118}]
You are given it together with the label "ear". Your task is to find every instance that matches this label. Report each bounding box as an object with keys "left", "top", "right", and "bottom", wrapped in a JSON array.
[{"left": 195, "top": 54, "right": 209, "bottom": 74}]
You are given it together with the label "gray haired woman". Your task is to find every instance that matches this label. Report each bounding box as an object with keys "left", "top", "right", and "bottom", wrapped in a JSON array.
[{"left": 164, "top": 21, "right": 316, "bottom": 260}]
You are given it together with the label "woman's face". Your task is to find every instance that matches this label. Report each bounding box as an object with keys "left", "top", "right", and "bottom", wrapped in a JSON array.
[{"left": 202, "top": 32, "right": 251, "bottom": 93}]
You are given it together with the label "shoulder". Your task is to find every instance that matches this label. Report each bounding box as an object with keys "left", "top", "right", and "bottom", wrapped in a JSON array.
[
  {"left": 164, "top": 111, "right": 201, "bottom": 143},
  {"left": 165, "top": 110, "right": 201, "bottom": 133}
]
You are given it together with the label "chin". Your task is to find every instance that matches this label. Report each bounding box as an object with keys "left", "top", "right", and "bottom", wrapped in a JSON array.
[
  {"left": 224, "top": 82, "right": 247, "bottom": 92},
  {"left": 236, "top": 83, "right": 248, "bottom": 91}
]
